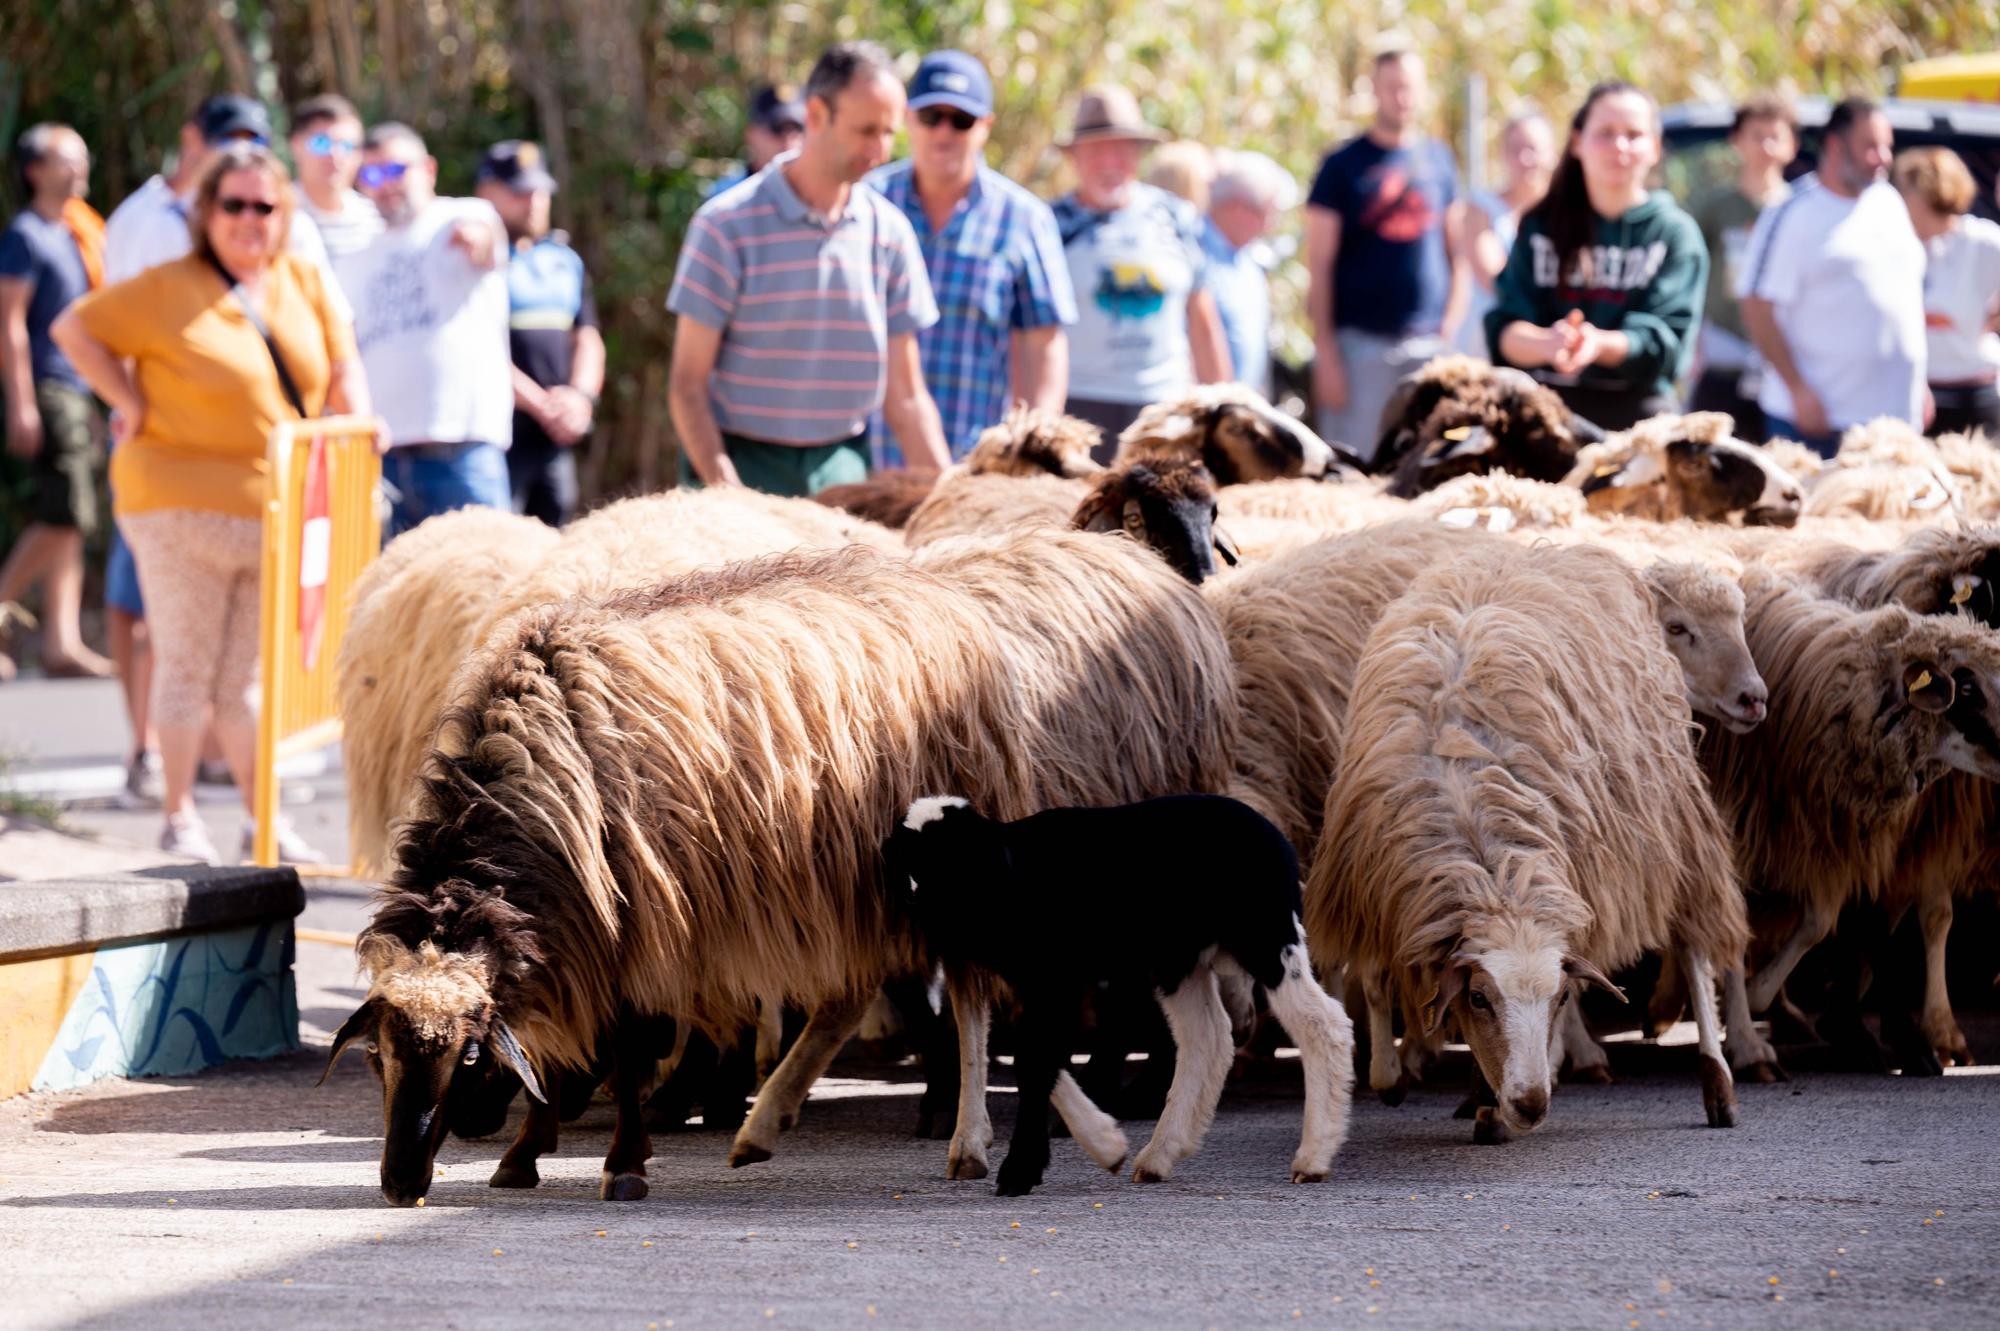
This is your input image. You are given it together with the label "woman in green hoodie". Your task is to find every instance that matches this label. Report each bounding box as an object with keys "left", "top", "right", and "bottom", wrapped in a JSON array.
[{"left": 1485, "top": 82, "right": 1708, "bottom": 432}]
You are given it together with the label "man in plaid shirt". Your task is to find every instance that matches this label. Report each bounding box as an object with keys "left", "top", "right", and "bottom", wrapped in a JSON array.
[{"left": 867, "top": 50, "right": 1077, "bottom": 465}]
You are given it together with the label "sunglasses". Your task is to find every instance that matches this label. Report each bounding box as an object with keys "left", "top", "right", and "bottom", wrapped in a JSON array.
[
  {"left": 916, "top": 106, "right": 979, "bottom": 133},
  {"left": 306, "top": 132, "right": 360, "bottom": 157},
  {"left": 217, "top": 197, "right": 278, "bottom": 217},
  {"left": 356, "top": 161, "right": 409, "bottom": 189}
]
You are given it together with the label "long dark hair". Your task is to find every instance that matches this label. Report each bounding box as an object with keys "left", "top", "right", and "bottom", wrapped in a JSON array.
[{"left": 1526, "top": 80, "right": 1659, "bottom": 286}]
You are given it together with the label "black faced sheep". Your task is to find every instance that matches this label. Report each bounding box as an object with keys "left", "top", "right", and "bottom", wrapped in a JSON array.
[
  {"left": 1373, "top": 355, "right": 1604, "bottom": 496},
  {"left": 1307, "top": 541, "right": 1750, "bottom": 1142},
  {"left": 885, "top": 794, "right": 1353, "bottom": 1196}
]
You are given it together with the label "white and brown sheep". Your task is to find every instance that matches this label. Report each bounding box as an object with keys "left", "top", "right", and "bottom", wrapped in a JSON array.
[
  {"left": 1567, "top": 412, "right": 1804, "bottom": 526},
  {"left": 1307, "top": 541, "right": 1750, "bottom": 1140},
  {"left": 814, "top": 406, "right": 1106, "bottom": 528}
]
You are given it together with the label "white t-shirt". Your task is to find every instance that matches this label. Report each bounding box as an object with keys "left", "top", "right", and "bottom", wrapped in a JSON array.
[
  {"left": 294, "top": 186, "right": 384, "bottom": 266},
  {"left": 335, "top": 198, "right": 513, "bottom": 449},
  {"left": 1920, "top": 214, "right": 2000, "bottom": 384},
  {"left": 1736, "top": 176, "right": 1926, "bottom": 430},
  {"left": 104, "top": 174, "right": 346, "bottom": 316}
]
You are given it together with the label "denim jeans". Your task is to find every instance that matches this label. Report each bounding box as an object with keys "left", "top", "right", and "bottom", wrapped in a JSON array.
[{"left": 381, "top": 442, "right": 512, "bottom": 539}]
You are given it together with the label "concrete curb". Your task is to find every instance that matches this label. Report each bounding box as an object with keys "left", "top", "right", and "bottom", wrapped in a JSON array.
[{"left": 0, "top": 865, "right": 305, "bottom": 964}]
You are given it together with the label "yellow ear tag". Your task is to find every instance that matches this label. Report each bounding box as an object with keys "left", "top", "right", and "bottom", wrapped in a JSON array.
[
  {"left": 1593, "top": 463, "right": 1620, "bottom": 477},
  {"left": 1911, "top": 669, "right": 1934, "bottom": 692},
  {"left": 1951, "top": 579, "right": 1974, "bottom": 606},
  {"left": 1443, "top": 425, "right": 1473, "bottom": 441}
]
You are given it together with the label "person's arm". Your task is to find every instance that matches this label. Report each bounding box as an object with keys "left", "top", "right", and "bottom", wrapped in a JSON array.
[
  {"left": 1010, "top": 325, "right": 1067, "bottom": 413},
  {"left": 1461, "top": 199, "right": 1508, "bottom": 291},
  {"left": 666, "top": 317, "right": 739, "bottom": 486},
  {"left": 1599, "top": 217, "right": 1707, "bottom": 385},
  {"left": 512, "top": 363, "right": 553, "bottom": 422},
  {"left": 0, "top": 279, "right": 39, "bottom": 459},
  {"left": 882, "top": 331, "right": 950, "bottom": 472},
  {"left": 1187, "top": 287, "right": 1232, "bottom": 384},
  {"left": 449, "top": 216, "right": 505, "bottom": 270},
  {"left": 1438, "top": 198, "right": 1471, "bottom": 342},
  {"left": 1305, "top": 204, "right": 1345, "bottom": 410},
  {"left": 49, "top": 306, "right": 143, "bottom": 438},
  {"left": 1740, "top": 295, "right": 1827, "bottom": 436}
]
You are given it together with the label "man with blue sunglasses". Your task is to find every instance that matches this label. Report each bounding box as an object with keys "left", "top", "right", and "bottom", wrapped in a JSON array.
[{"left": 288, "top": 93, "right": 381, "bottom": 267}]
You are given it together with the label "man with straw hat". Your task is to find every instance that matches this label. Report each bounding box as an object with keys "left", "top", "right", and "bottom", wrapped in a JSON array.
[{"left": 1052, "top": 84, "right": 1232, "bottom": 455}]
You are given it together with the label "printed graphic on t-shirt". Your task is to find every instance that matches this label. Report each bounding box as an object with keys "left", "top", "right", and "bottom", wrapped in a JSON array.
[
  {"left": 1357, "top": 165, "right": 1439, "bottom": 244},
  {"left": 355, "top": 250, "right": 442, "bottom": 350},
  {"left": 1095, "top": 262, "right": 1168, "bottom": 320},
  {"left": 1527, "top": 234, "right": 1668, "bottom": 303}
]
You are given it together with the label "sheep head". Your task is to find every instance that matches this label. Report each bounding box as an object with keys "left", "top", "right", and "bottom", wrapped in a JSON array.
[
  {"left": 1375, "top": 359, "right": 1600, "bottom": 487},
  {"left": 1072, "top": 458, "right": 1234, "bottom": 584},
  {"left": 1118, "top": 384, "right": 1343, "bottom": 483},
  {"left": 1421, "top": 904, "right": 1622, "bottom": 1139},
  {"left": 1576, "top": 415, "right": 1803, "bottom": 526},
  {"left": 326, "top": 936, "right": 543, "bottom": 1207},
  {"left": 965, "top": 404, "right": 1106, "bottom": 478},
  {"left": 1644, "top": 561, "right": 1766, "bottom": 733}
]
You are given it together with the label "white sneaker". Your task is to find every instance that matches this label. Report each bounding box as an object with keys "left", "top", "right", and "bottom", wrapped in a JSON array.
[
  {"left": 117, "top": 751, "right": 162, "bottom": 810},
  {"left": 160, "top": 812, "right": 220, "bottom": 865},
  {"left": 241, "top": 816, "right": 325, "bottom": 866}
]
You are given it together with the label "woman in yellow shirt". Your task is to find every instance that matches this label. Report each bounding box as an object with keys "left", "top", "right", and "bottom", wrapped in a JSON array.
[{"left": 54, "top": 144, "right": 375, "bottom": 863}]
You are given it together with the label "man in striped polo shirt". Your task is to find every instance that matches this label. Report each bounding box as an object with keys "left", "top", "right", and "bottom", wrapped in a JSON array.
[
  {"left": 866, "top": 50, "right": 1076, "bottom": 465},
  {"left": 668, "top": 41, "right": 950, "bottom": 496}
]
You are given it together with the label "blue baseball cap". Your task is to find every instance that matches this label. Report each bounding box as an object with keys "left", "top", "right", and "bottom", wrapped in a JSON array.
[{"left": 908, "top": 50, "right": 993, "bottom": 119}]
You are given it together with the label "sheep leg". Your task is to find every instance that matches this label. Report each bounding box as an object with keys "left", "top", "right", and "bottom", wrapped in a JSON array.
[
  {"left": 994, "top": 997, "right": 1074, "bottom": 1197},
  {"left": 1050, "top": 1069, "right": 1128, "bottom": 1173},
  {"left": 754, "top": 995, "right": 785, "bottom": 1084},
  {"left": 1558, "top": 997, "right": 1613, "bottom": 1083},
  {"left": 1682, "top": 948, "right": 1737, "bottom": 1129},
  {"left": 1397, "top": 998, "right": 1441, "bottom": 1088},
  {"left": 1257, "top": 939, "right": 1355, "bottom": 1184},
  {"left": 1360, "top": 966, "right": 1406, "bottom": 1105},
  {"left": 1918, "top": 889, "right": 1971, "bottom": 1067},
  {"left": 728, "top": 993, "right": 869, "bottom": 1168},
  {"left": 1723, "top": 965, "right": 1785, "bottom": 1082},
  {"left": 489, "top": 1089, "right": 560, "bottom": 1189},
  {"left": 601, "top": 1015, "right": 663, "bottom": 1201},
  {"left": 1647, "top": 951, "right": 1687, "bottom": 1037},
  {"left": 946, "top": 970, "right": 995, "bottom": 1180},
  {"left": 1746, "top": 898, "right": 1838, "bottom": 1014},
  {"left": 1132, "top": 963, "right": 1232, "bottom": 1183}
]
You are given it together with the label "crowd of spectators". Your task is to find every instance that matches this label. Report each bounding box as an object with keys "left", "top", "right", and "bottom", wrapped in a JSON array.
[{"left": 5, "top": 42, "right": 1998, "bottom": 860}]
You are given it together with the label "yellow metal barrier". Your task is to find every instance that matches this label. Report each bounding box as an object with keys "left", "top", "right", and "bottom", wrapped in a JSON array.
[{"left": 253, "top": 415, "right": 382, "bottom": 869}]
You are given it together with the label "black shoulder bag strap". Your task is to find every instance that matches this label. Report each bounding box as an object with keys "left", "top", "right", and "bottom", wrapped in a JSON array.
[{"left": 205, "top": 251, "right": 309, "bottom": 419}]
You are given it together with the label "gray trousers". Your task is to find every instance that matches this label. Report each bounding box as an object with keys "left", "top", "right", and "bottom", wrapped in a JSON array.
[{"left": 1316, "top": 329, "right": 1444, "bottom": 465}]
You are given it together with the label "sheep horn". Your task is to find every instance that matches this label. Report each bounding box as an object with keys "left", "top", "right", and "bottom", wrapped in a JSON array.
[{"left": 489, "top": 1019, "right": 547, "bottom": 1104}]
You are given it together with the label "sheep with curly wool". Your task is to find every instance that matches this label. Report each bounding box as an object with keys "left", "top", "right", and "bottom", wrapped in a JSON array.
[
  {"left": 814, "top": 406, "right": 1107, "bottom": 528},
  {"left": 886, "top": 794, "right": 1353, "bottom": 1195},
  {"left": 1307, "top": 541, "right": 1749, "bottom": 1141},
  {"left": 1372, "top": 356, "right": 1604, "bottom": 494}
]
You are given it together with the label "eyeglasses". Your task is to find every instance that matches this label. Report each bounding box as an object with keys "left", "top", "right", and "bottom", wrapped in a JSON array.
[
  {"left": 217, "top": 197, "right": 278, "bottom": 217},
  {"left": 356, "top": 162, "right": 409, "bottom": 189},
  {"left": 306, "top": 132, "right": 360, "bottom": 157},
  {"left": 916, "top": 106, "right": 979, "bottom": 133}
]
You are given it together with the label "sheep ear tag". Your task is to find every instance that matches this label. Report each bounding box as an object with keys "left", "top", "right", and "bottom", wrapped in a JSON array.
[
  {"left": 490, "top": 1019, "right": 547, "bottom": 1103},
  {"left": 1440, "top": 425, "right": 1493, "bottom": 460},
  {"left": 1212, "top": 523, "right": 1241, "bottom": 566},
  {"left": 1904, "top": 664, "right": 1955, "bottom": 714},
  {"left": 1951, "top": 575, "right": 1978, "bottom": 607}
]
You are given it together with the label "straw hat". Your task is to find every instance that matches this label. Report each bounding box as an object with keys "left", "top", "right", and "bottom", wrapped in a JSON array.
[{"left": 1058, "top": 85, "right": 1168, "bottom": 147}]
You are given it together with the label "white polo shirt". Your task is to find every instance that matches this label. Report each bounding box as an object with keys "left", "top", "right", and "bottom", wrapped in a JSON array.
[{"left": 1736, "top": 176, "right": 1926, "bottom": 430}]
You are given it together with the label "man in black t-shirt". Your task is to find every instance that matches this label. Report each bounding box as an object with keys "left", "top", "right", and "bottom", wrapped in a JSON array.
[
  {"left": 1305, "top": 46, "right": 1466, "bottom": 462},
  {"left": 474, "top": 141, "right": 604, "bottom": 526}
]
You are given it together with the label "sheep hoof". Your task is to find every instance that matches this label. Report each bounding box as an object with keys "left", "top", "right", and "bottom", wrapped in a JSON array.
[
  {"left": 1290, "top": 1167, "right": 1328, "bottom": 1185},
  {"left": 601, "top": 1171, "right": 649, "bottom": 1201},
  {"left": 1130, "top": 1153, "right": 1171, "bottom": 1183},
  {"left": 1563, "top": 1062, "right": 1614, "bottom": 1086},
  {"left": 1699, "top": 1056, "right": 1738, "bottom": 1129},
  {"left": 489, "top": 1160, "right": 540, "bottom": 1189},
  {"left": 1472, "top": 1107, "right": 1507, "bottom": 1146},
  {"left": 1376, "top": 1078, "right": 1407, "bottom": 1108},
  {"left": 1734, "top": 1059, "right": 1786, "bottom": 1084},
  {"left": 728, "top": 1140, "right": 773, "bottom": 1168},
  {"left": 946, "top": 1148, "right": 989, "bottom": 1181},
  {"left": 1452, "top": 1093, "right": 1483, "bottom": 1121}
]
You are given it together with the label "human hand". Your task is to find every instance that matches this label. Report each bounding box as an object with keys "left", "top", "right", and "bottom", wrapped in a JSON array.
[
  {"left": 1552, "top": 320, "right": 1609, "bottom": 376},
  {"left": 1790, "top": 384, "right": 1831, "bottom": 440},
  {"left": 1313, "top": 349, "right": 1349, "bottom": 413},
  {"left": 5, "top": 402, "right": 42, "bottom": 460},
  {"left": 110, "top": 401, "right": 144, "bottom": 446},
  {"left": 450, "top": 220, "right": 499, "bottom": 269},
  {"left": 544, "top": 386, "right": 595, "bottom": 446}
]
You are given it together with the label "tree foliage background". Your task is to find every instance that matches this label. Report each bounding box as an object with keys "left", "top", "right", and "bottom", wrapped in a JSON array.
[{"left": 3, "top": 0, "right": 1995, "bottom": 502}]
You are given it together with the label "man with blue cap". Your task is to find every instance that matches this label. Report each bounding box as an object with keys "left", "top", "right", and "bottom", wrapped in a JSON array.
[{"left": 867, "top": 49, "right": 1076, "bottom": 463}]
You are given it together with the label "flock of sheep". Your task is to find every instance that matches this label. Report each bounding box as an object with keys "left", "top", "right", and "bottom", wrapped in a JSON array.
[{"left": 324, "top": 356, "right": 2000, "bottom": 1206}]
